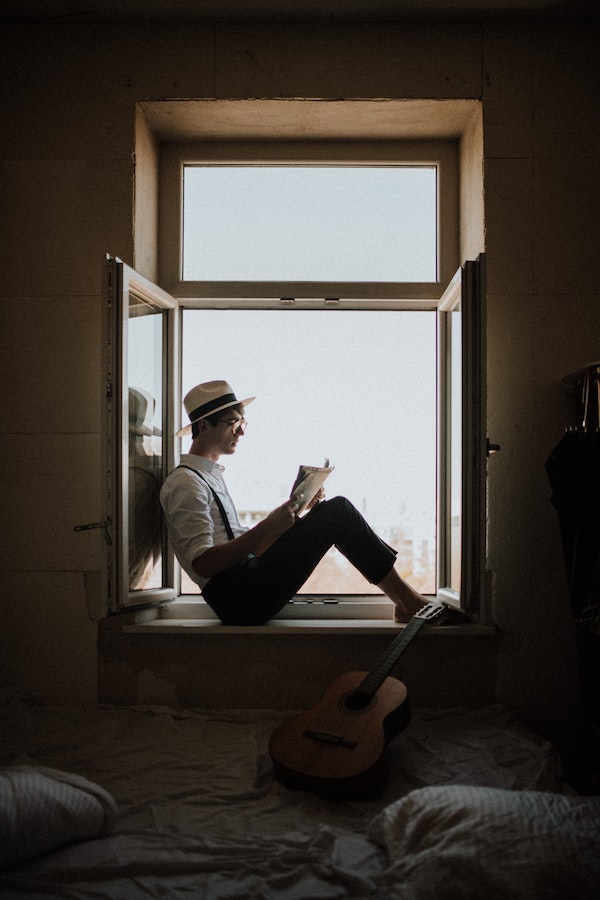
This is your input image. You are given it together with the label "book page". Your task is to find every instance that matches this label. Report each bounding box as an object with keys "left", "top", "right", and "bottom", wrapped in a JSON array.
[{"left": 290, "top": 462, "right": 334, "bottom": 514}]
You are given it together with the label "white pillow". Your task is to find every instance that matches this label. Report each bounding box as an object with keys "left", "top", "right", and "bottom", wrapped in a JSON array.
[
  {"left": 372, "top": 784, "right": 600, "bottom": 899},
  {"left": 0, "top": 765, "right": 117, "bottom": 869}
]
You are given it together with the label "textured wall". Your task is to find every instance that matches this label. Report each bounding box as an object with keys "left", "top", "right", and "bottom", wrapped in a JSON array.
[{"left": 1, "top": 21, "right": 598, "bottom": 763}]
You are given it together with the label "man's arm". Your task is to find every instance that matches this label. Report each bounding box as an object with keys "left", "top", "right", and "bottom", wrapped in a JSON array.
[{"left": 192, "top": 499, "right": 298, "bottom": 580}]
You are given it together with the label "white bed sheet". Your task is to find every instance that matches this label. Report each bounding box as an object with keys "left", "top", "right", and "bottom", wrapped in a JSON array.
[
  {"left": 0, "top": 699, "right": 573, "bottom": 899},
  {"left": 369, "top": 784, "right": 600, "bottom": 899}
]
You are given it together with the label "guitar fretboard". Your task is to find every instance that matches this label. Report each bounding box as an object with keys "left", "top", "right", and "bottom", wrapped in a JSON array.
[{"left": 356, "top": 604, "right": 445, "bottom": 698}]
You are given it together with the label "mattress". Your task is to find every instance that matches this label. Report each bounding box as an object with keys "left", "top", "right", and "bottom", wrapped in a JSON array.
[{"left": 1, "top": 696, "right": 598, "bottom": 899}]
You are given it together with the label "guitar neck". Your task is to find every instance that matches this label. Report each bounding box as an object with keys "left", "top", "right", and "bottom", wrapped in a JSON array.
[{"left": 357, "top": 604, "right": 443, "bottom": 698}]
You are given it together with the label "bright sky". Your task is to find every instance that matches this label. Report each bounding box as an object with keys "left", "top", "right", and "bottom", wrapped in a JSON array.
[
  {"left": 183, "top": 166, "right": 437, "bottom": 282},
  {"left": 180, "top": 165, "right": 439, "bottom": 551},
  {"left": 130, "top": 166, "right": 441, "bottom": 582},
  {"left": 181, "top": 308, "right": 436, "bottom": 549}
]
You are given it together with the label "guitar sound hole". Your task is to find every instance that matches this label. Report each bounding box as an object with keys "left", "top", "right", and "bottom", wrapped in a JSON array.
[{"left": 343, "top": 690, "right": 373, "bottom": 711}]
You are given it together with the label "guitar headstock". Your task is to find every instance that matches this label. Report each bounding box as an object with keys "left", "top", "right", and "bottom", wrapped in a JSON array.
[
  {"left": 414, "top": 601, "right": 470, "bottom": 625},
  {"left": 414, "top": 601, "right": 451, "bottom": 622}
]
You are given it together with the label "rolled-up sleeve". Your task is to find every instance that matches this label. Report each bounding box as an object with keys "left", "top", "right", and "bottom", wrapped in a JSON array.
[{"left": 160, "top": 469, "right": 215, "bottom": 577}]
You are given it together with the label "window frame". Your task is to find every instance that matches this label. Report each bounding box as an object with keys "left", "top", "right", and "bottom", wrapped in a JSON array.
[
  {"left": 102, "top": 139, "right": 486, "bottom": 620},
  {"left": 102, "top": 254, "right": 485, "bottom": 619},
  {"left": 159, "top": 141, "right": 459, "bottom": 302},
  {"left": 436, "top": 257, "right": 487, "bottom": 617},
  {"left": 102, "top": 255, "right": 179, "bottom": 612}
]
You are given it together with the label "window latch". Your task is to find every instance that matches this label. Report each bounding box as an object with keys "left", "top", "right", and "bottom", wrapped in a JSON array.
[
  {"left": 486, "top": 438, "right": 501, "bottom": 457},
  {"left": 74, "top": 518, "right": 112, "bottom": 545}
]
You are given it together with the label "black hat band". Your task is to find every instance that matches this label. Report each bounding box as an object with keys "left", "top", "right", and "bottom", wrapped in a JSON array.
[{"left": 188, "top": 393, "right": 237, "bottom": 423}]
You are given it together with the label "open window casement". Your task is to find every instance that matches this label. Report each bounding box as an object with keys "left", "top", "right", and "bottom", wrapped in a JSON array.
[
  {"left": 102, "top": 255, "right": 179, "bottom": 612},
  {"left": 437, "top": 255, "right": 486, "bottom": 619},
  {"left": 102, "top": 253, "right": 485, "bottom": 618}
]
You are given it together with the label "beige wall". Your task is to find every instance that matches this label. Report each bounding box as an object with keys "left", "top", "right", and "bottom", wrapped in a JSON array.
[{"left": 1, "top": 20, "right": 598, "bottom": 759}]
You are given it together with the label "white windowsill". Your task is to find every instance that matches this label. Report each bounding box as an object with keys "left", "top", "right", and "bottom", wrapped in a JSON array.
[
  {"left": 120, "top": 596, "right": 495, "bottom": 635},
  {"left": 123, "top": 618, "right": 494, "bottom": 636}
]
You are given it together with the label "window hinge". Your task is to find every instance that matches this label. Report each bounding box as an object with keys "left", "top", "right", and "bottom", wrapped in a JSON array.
[
  {"left": 280, "top": 297, "right": 295, "bottom": 305},
  {"left": 74, "top": 518, "right": 113, "bottom": 545}
]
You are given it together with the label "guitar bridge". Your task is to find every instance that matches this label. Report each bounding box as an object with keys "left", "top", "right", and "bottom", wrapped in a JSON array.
[{"left": 304, "top": 729, "right": 357, "bottom": 749}]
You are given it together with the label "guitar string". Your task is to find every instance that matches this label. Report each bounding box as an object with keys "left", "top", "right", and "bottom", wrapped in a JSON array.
[{"left": 356, "top": 617, "right": 427, "bottom": 698}]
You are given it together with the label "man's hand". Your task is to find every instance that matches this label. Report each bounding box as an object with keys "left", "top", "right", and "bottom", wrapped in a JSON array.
[
  {"left": 306, "top": 487, "right": 325, "bottom": 510},
  {"left": 264, "top": 499, "right": 298, "bottom": 535}
]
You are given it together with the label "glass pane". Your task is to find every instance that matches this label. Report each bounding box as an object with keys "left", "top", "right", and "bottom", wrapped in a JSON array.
[
  {"left": 449, "top": 305, "right": 462, "bottom": 592},
  {"left": 182, "top": 166, "right": 437, "bottom": 282},
  {"left": 180, "top": 309, "right": 436, "bottom": 595},
  {"left": 127, "top": 297, "right": 165, "bottom": 591}
]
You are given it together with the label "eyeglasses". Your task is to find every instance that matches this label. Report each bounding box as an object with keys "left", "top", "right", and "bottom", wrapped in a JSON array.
[{"left": 218, "top": 416, "right": 247, "bottom": 434}]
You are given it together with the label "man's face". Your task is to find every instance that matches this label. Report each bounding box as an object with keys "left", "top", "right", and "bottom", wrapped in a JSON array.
[{"left": 211, "top": 409, "right": 247, "bottom": 456}]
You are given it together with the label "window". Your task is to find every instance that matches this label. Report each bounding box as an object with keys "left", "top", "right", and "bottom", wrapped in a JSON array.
[
  {"left": 102, "top": 257, "right": 177, "bottom": 611},
  {"left": 179, "top": 307, "right": 437, "bottom": 598},
  {"left": 103, "top": 131, "right": 485, "bottom": 620},
  {"left": 182, "top": 165, "right": 437, "bottom": 282}
]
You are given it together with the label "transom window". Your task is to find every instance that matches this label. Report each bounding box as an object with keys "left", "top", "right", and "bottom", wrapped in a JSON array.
[{"left": 182, "top": 165, "right": 437, "bottom": 282}]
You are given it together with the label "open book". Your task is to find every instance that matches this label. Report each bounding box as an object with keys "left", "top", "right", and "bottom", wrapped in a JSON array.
[{"left": 290, "top": 459, "right": 334, "bottom": 515}]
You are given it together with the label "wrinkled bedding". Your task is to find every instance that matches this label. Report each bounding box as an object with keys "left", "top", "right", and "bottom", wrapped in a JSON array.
[
  {"left": 0, "top": 764, "right": 117, "bottom": 869},
  {"left": 370, "top": 784, "right": 600, "bottom": 899},
  {"left": 0, "top": 697, "right": 596, "bottom": 899}
]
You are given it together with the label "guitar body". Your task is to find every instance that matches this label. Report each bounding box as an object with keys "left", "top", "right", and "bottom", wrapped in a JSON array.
[
  {"left": 269, "top": 603, "right": 454, "bottom": 800},
  {"left": 269, "top": 670, "right": 410, "bottom": 800}
]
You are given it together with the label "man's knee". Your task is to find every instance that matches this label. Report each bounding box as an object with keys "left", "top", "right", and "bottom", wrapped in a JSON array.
[
  {"left": 310, "top": 495, "right": 359, "bottom": 528},
  {"left": 324, "top": 495, "right": 356, "bottom": 516},
  {"left": 323, "top": 495, "right": 350, "bottom": 510}
]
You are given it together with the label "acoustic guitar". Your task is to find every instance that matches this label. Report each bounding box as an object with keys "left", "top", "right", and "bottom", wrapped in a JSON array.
[{"left": 269, "top": 601, "right": 453, "bottom": 800}]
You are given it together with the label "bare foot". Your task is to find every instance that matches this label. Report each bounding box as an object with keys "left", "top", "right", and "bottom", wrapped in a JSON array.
[
  {"left": 393, "top": 607, "right": 410, "bottom": 623},
  {"left": 392, "top": 593, "right": 429, "bottom": 623}
]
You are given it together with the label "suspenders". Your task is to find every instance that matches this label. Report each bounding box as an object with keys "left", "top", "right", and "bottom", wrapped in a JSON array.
[{"left": 176, "top": 465, "right": 235, "bottom": 540}]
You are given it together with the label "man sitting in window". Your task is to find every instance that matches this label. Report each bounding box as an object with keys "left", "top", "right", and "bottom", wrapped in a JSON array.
[{"left": 160, "top": 380, "right": 431, "bottom": 626}]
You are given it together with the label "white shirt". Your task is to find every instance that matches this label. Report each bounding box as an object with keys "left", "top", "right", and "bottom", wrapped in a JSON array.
[{"left": 159, "top": 454, "right": 247, "bottom": 588}]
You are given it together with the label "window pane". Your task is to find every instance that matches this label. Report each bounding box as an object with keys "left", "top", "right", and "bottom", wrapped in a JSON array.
[
  {"left": 182, "top": 166, "right": 437, "bottom": 282},
  {"left": 181, "top": 309, "right": 436, "bottom": 595},
  {"left": 127, "top": 299, "right": 165, "bottom": 591}
]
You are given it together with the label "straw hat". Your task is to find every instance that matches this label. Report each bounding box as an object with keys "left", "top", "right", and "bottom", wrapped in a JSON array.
[{"left": 177, "top": 380, "right": 255, "bottom": 437}]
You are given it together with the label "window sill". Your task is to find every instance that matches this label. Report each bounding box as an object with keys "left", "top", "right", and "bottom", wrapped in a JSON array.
[{"left": 123, "top": 617, "right": 494, "bottom": 636}]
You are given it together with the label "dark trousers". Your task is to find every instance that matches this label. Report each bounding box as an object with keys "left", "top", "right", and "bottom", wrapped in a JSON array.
[{"left": 202, "top": 496, "right": 397, "bottom": 625}]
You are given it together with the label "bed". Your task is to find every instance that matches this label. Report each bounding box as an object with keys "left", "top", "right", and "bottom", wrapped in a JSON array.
[{"left": 1, "top": 693, "right": 599, "bottom": 899}]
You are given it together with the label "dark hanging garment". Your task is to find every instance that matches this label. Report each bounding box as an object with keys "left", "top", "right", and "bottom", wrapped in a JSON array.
[
  {"left": 546, "top": 364, "right": 600, "bottom": 791},
  {"left": 546, "top": 429, "right": 600, "bottom": 626}
]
